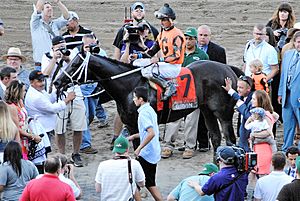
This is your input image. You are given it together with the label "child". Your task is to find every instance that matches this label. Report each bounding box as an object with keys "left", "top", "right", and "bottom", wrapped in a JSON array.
[
  {"left": 249, "top": 59, "right": 269, "bottom": 93},
  {"left": 128, "top": 86, "right": 163, "bottom": 201},
  {"left": 245, "top": 107, "right": 277, "bottom": 153}
]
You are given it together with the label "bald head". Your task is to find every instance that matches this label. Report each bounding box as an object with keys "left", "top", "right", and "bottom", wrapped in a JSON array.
[{"left": 44, "top": 157, "right": 61, "bottom": 174}]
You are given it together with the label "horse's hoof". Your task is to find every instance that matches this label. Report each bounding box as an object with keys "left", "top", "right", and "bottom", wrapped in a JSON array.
[{"left": 161, "top": 148, "right": 173, "bottom": 158}]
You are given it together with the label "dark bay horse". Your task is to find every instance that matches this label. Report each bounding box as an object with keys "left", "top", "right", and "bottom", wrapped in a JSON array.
[{"left": 54, "top": 54, "right": 239, "bottom": 151}]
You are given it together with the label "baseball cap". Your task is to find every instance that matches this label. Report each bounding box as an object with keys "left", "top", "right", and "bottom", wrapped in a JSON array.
[
  {"left": 131, "top": 2, "right": 145, "bottom": 11},
  {"left": 68, "top": 11, "right": 79, "bottom": 22},
  {"left": 296, "top": 156, "right": 300, "bottom": 173},
  {"left": 29, "top": 70, "right": 46, "bottom": 81},
  {"left": 112, "top": 136, "right": 129, "bottom": 154},
  {"left": 52, "top": 36, "right": 65, "bottom": 46},
  {"left": 198, "top": 163, "right": 219, "bottom": 175},
  {"left": 184, "top": 27, "right": 198, "bottom": 39},
  {"left": 216, "top": 146, "right": 236, "bottom": 164}
]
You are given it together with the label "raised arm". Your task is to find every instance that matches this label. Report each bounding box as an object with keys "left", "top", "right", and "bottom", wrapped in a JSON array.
[{"left": 54, "top": 0, "right": 69, "bottom": 19}]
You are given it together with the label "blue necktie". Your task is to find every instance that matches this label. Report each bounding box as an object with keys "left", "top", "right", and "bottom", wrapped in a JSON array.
[{"left": 291, "top": 169, "right": 295, "bottom": 178}]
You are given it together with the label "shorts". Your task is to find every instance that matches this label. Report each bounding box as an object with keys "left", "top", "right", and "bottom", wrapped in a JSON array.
[
  {"left": 137, "top": 156, "right": 157, "bottom": 187},
  {"left": 55, "top": 99, "right": 87, "bottom": 134}
]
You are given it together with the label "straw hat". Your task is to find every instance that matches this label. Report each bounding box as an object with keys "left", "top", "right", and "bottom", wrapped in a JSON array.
[
  {"left": 2, "top": 47, "right": 26, "bottom": 62},
  {"left": 287, "top": 22, "right": 300, "bottom": 39}
]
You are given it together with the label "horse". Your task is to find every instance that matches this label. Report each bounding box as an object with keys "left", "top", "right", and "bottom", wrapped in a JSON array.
[{"left": 54, "top": 53, "right": 239, "bottom": 152}]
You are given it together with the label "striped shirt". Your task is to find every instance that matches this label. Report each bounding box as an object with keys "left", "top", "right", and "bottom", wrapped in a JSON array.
[{"left": 62, "top": 25, "right": 95, "bottom": 49}]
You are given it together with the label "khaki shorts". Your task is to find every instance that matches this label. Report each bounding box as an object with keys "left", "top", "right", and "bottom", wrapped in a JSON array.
[{"left": 55, "top": 100, "right": 87, "bottom": 134}]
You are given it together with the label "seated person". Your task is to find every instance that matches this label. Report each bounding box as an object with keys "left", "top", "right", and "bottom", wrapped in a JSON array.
[{"left": 245, "top": 107, "right": 277, "bottom": 153}]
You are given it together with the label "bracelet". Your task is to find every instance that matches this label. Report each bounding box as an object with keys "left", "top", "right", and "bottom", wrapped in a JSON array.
[
  {"left": 159, "top": 57, "right": 164, "bottom": 62},
  {"left": 137, "top": 53, "right": 143, "bottom": 59}
]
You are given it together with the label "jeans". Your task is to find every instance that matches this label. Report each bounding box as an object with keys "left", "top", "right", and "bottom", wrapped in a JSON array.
[
  {"left": 96, "top": 101, "right": 107, "bottom": 122},
  {"left": 80, "top": 84, "right": 98, "bottom": 149}
]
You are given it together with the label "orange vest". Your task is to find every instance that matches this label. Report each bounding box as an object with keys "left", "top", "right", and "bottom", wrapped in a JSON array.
[
  {"left": 251, "top": 73, "right": 269, "bottom": 93},
  {"left": 158, "top": 27, "right": 186, "bottom": 64}
]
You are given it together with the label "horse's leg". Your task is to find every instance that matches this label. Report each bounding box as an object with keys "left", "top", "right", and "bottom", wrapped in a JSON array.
[
  {"left": 200, "top": 106, "right": 222, "bottom": 152},
  {"left": 218, "top": 119, "right": 236, "bottom": 146}
]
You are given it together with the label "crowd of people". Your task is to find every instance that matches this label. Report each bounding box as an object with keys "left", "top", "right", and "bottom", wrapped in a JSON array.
[{"left": 1, "top": 0, "right": 300, "bottom": 200}]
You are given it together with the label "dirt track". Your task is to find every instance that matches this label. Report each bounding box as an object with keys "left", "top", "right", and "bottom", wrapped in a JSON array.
[{"left": 0, "top": 0, "right": 299, "bottom": 200}]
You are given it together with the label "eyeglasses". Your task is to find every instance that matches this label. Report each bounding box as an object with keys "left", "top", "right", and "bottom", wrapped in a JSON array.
[{"left": 239, "top": 75, "right": 252, "bottom": 87}]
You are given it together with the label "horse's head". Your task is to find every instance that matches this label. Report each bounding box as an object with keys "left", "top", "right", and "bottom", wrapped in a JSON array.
[{"left": 54, "top": 52, "right": 94, "bottom": 91}]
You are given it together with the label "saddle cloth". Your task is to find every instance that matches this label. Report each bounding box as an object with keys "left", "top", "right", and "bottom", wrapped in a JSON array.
[{"left": 155, "top": 68, "right": 198, "bottom": 111}]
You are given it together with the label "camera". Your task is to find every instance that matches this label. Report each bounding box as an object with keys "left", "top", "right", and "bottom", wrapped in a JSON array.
[
  {"left": 276, "top": 28, "right": 288, "bottom": 49},
  {"left": 58, "top": 46, "right": 71, "bottom": 56},
  {"left": 232, "top": 146, "right": 257, "bottom": 172},
  {"left": 124, "top": 25, "right": 145, "bottom": 44},
  {"left": 88, "top": 43, "right": 100, "bottom": 54}
]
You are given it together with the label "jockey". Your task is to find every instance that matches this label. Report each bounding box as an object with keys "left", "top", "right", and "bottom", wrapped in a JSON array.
[{"left": 131, "top": 3, "right": 186, "bottom": 100}]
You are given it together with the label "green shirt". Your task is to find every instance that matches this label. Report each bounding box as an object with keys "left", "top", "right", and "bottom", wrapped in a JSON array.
[{"left": 182, "top": 47, "right": 209, "bottom": 67}]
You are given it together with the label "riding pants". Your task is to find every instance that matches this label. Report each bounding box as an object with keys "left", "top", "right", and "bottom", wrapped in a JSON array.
[{"left": 133, "top": 58, "right": 181, "bottom": 79}]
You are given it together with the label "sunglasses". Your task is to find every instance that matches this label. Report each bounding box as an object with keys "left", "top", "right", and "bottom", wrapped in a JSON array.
[{"left": 239, "top": 75, "right": 252, "bottom": 87}]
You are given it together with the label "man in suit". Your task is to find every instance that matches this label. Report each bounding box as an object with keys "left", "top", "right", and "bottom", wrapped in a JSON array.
[
  {"left": 278, "top": 31, "right": 300, "bottom": 152},
  {"left": 222, "top": 76, "right": 254, "bottom": 152},
  {"left": 197, "top": 25, "right": 227, "bottom": 64},
  {"left": 0, "top": 67, "right": 17, "bottom": 100},
  {"left": 196, "top": 25, "right": 227, "bottom": 151}
]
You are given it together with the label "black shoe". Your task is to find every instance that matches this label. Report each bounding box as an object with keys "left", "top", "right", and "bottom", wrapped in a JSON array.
[
  {"left": 199, "top": 148, "right": 209, "bottom": 152},
  {"left": 71, "top": 153, "right": 83, "bottom": 167}
]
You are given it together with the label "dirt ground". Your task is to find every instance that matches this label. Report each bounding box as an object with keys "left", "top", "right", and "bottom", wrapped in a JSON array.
[{"left": 1, "top": 0, "right": 299, "bottom": 200}]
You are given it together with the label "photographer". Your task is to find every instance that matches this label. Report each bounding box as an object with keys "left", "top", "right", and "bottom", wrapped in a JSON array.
[
  {"left": 57, "top": 154, "right": 81, "bottom": 199},
  {"left": 188, "top": 146, "right": 248, "bottom": 201},
  {"left": 41, "top": 36, "right": 87, "bottom": 167},
  {"left": 120, "top": 20, "right": 156, "bottom": 64}
]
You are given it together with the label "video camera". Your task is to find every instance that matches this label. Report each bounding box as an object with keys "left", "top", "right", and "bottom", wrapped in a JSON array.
[
  {"left": 88, "top": 43, "right": 100, "bottom": 54},
  {"left": 58, "top": 46, "right": 71, "bottom": 56},
  {"left": 232, "top": 146, "right": 257, "bottom": 172},
  {"left": 124, "top": 24, "right": 145, "bottom": 44}
]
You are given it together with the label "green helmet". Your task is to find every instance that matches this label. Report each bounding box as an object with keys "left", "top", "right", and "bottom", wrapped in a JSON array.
[{"left": 154, "top": 3, "right": 176, "bottom": 20}]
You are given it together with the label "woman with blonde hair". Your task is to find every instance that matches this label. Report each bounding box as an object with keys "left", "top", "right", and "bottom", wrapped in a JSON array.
[
  {"left": 4, "top": 80, "right": 41, "bottom": 160},
  {"left": 0, "top": 100, "right": 19, "bottom": 163}
]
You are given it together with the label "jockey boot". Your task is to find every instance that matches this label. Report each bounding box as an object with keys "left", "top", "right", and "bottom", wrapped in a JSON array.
[{"left": 149, "top": 76, "right": 176, "bottom": 100}]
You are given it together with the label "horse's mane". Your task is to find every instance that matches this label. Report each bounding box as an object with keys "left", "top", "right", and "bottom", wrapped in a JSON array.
[{"left": 94, "top": 54, "right": 137, "bottom": 70}]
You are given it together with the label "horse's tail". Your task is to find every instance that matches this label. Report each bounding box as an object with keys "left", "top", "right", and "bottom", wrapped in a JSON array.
[{"left": 229, "top": 65, "right": 244, "bottom": 78}]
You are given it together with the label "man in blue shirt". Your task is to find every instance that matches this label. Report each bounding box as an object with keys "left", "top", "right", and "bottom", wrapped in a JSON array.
[
  {"left": 188, "top": 146, "right": 248, "bottom": 201},
  {"left": 128, "top": 86, "right": 163, "bottom": 201},
  {"left": 167, "top": 163, "right": 218, "bottom": 201}
]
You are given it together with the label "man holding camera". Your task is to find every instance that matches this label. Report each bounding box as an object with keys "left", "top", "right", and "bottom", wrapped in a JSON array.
[
  {"left": 113, "top": 2, "right": 158, "bottom": 61},
  {"left": 188, "top": 146, "right": 248, "bottom": 201},
  {"left": 41, "top": 36, "right": 87, "bottom": 167},
  {"left": 243, "top": 24, "right": 279, "bottom": 84}
]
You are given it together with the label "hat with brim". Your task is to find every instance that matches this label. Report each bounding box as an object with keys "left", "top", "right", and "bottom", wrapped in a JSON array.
[
  {"left": 287, "top": 22, "right": 300, "bottom": 39},
  {"left": 198, "top": 163, "right": 219, "bottom": 175},
  {"left": 112, "top": 136, "right": 129, "bottom": 154},
  {"left": 2, "top": 47, "right": 26, "bottom": 62},
  {"left": 131, "top": 2, "right": 145, "bottom": 11},
  {"left": 68, "top": 11, "right": 79, "bottom": 22}
]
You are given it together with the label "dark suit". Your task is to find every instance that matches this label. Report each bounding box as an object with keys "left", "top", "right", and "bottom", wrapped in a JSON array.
[{"left": 197, "top": 41, "right": 227, "bottom": 149}]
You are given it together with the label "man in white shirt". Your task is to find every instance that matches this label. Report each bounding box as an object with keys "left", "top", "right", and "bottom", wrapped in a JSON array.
[
  {"left": 95, "top": 136, "right": 145, "bottom": 201},
  {"left": 41, "top": 36, "right": 86, "bottom": 167},
  {"left": 254, "top": 152, "right": 293, "bottom": 201},
  {"left": 243, "top": 24, "right": 279, "bottom": 83}
]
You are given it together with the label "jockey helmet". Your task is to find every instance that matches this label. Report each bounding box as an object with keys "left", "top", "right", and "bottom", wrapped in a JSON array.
[{"left": 154, "top": 3, "right": 176, "bottom": 20}]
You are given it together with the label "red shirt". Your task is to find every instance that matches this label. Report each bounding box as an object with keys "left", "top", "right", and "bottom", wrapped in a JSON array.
[{"left": 19, "top": 174, "right": 75, "bottom": 201}]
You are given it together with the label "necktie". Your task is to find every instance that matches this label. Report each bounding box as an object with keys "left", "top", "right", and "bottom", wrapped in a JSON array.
[{"left": 290, "top": 169, "right": 295, "bottom": 178}]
